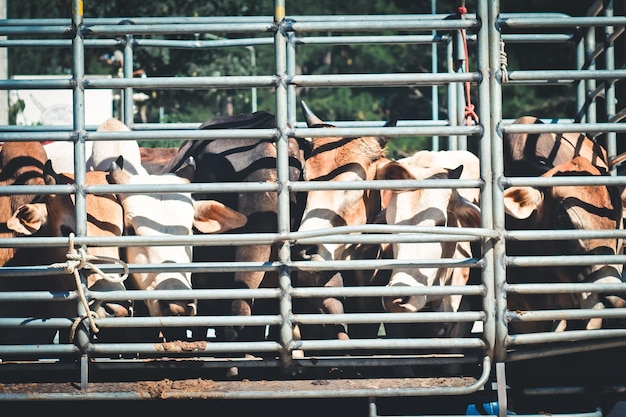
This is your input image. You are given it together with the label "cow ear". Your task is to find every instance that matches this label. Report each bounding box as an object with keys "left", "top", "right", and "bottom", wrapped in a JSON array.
[
  {"left": 503, "top": 186, "right": 543, "bottom": 219},
  {"left": 7, "top": 203, "right": 48, "bottom": 235},
  {"left": 447, "top": 165, "right": 464, "bottom": 180},
  {"left": 193, "top": 200, "right": 247, "bottom": 233},
  {"left": 375, "top": 159, "right": 393, "bottom": 208},
  {"left": 379, "top": 161, "right": 413, "bottom": 181},
  {"left": 106, "top": 156, "right": 131, "bottom": 184}
]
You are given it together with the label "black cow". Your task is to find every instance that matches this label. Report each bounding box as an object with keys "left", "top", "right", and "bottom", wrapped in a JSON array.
[{"left": 161, "top": 112, "right": 307, "bottom": 372}]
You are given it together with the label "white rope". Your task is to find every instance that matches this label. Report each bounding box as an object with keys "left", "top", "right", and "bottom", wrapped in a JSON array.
[
  {"left": 500, "top": 39, "right": 509, "bottom": 84},
  {"left": 49, "top": 233, "right": 129, "bottom": 340}
]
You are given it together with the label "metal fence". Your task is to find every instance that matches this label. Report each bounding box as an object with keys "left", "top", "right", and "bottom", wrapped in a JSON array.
[{"left": 0, "top": 1, "right": 625, "bottom": 416}]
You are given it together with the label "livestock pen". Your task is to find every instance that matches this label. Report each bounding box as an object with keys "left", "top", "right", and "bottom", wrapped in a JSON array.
[{"left": 1, "top": 1, "right": 626, "bottom": 416}]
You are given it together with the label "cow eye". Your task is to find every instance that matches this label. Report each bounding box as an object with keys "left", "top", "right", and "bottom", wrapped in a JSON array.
[{"left": 555, "top": 207, "right": 572, "bottom": 228}]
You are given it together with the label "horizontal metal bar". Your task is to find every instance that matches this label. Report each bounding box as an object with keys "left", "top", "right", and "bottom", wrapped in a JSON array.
[
  {"left": 507, "top": 69, "right": 626, "bottom": 82},
  {"left": 505, "top": 282, "right": 626, "bottom": 294},
  {"left": 499, "top": 16, "right": 626, "bottom": 29},
  {"left": 290, "top": 72, "right": 480, "bottom": 87},
  {"left": 296, "top": 337, "right": 486, "bottom": 351},
  {"left": 501, "top": 121, "right": 626, "bottom": 134},
  {"left": 506, "top": 308, "right": 626, "bottom": 322},
  {"left": 506, "top": 254, "right": 626, "bottom": 267},
  {"left": 288, "top": 18, "right": 479, "bottom": 33},
  {"left": 83, "top": 22, "right": 276, "bottom": 36},
  {"left": 506, "top": 328, "right": 626, "bottom": 346}
]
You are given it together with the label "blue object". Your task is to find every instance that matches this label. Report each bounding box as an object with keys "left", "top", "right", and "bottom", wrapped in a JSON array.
[{"left": 466, "top": 401, "right": 516, "bottom": 415}]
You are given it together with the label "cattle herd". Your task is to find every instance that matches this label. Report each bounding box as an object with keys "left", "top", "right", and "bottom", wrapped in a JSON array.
[{"left": 0, "top": 104, "right": 624, "bottom": 378}]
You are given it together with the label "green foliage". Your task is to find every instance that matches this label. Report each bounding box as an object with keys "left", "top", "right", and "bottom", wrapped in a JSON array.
[
  {"left": 8, "top": 99, "right": 24, "bottom": 125},
  {"left": 6, "top": 0, "right": 625, "bottom": 155}
]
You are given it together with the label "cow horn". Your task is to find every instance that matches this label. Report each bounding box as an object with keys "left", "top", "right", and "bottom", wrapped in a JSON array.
[
  {"left": 609, "top": 151, "right": 626, "bottom": 168},
  {"left": 300, "top": 101, "right": 324, "bottom": 127},
  {"left": 384, "top": 117, "right": 398, "bottom": 128}
]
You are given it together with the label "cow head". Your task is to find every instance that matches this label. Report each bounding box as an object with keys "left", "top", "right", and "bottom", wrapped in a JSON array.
[
  {"left": 107, "top": 155, "right": 247, "bottom": 318},
  {"left": 378, "top": 153, "right": 481, "bottom": 313},
  {"left": 294, "top": 101, "right": 395, "bottom": 262},
  {"left": 291, "top": 102, "right": 396, "bottom": 341},
  {"left": 503, "top": 156, "right": 624, "bottom": 331},
  {"left": 6, "top": 160, "right": 130, "bottom": 319},
  {"left": 0, "top": 141, "right": 48, "bottom": 266}
]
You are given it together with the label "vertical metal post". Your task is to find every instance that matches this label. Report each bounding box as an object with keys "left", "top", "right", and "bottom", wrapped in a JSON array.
[
  {"left": 454, "top": 0, "right": 467, "bottom": 150},
  {"left": 585, "top": 19, "right": 597, "bottom": 123},
  {"left": 274, "top": 0, "right": 295, "bottom": 374},
  {"left": 447, "top": 39, "right": 458, "bottom": 149},
  {"left": 576, "top": 36, "right": 586, "bottom": 123},
  {"left": 71, "top": 0, "right": 90, "bottom": 390},
  {"left": 603, "top": 1, "right": 617, "bottom": 165},
  {"left": 123, "top": 34, "right": 135, "bottom": 126},
  {"left": 0, "top": 0, "right": 7, "bottom": 126},
  {"left": 476, "top": 0, "right": 495, "bottom": 367},
  {"left": 249, "top": 46, "right": 258, "bottom": 113},
  {"left": 287, "top": 32, "right": 297, "bottom": 127},
  {"left": 489, "top": 0, "right": 508, "bottom": 364},
  {"left": 431, "top": 0, "right": 440, "bottom": 151}
]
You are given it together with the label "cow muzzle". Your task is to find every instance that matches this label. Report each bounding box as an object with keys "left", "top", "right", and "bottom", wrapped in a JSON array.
[
  {"left": 382, "top": 272, "right": 427, "bottom": 313},
  {"left": 154, "top": 277, "right": 197, "bottom": 316}
]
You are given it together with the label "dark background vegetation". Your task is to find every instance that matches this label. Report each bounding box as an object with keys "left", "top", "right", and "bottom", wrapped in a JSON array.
[{"left": 6, "top": 1, "right": 625, "bottom": 157}]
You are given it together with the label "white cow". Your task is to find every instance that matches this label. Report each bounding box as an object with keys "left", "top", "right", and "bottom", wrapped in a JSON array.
[
  {"left": 377, "top": 150, "right": 481, "bottom": 320},
  {"left": 43, "top": 141, "right": 94, "bottom": 174},
  {"left": 92, "top": 118, "right": 148, "bottom": 175},
  {"left": 106, "top": 155, "right": 247, "bottom": 319}
]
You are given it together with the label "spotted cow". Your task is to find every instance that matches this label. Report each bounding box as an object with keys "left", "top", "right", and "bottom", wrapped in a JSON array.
[
  {"left": 378, "top": 151, "right": 481, "bottom": 319},
  {"left": 2, "top": 156, "right": 127, "bottom": 345},
  {"left": 503, "top": 156, "right": 625, "bottom": 333},
  {"left": 292, "top": 101, "right": 396, "bottom": 341},
  {"left": 107, "top": 155, "right": 247, "bottom": 337}
]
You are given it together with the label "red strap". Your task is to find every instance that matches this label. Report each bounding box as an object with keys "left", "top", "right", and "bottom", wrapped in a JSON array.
[{"left": 457, "top": 5, "right": 478, "bottom": 126}]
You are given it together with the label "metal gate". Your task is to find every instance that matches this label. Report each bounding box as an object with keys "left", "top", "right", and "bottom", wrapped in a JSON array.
[{"left": 0, "top": 1, "right": 625, "bottom": 416}]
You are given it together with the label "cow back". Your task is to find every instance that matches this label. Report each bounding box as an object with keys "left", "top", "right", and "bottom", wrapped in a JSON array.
[{"left": 504, "top": 116, "right": 610, "bottom": 177}]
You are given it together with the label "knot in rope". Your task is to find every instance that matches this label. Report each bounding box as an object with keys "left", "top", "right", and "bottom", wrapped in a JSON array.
[
  {"left": 455, "top": 4, "right": 479, "bottom": 127},
  {"left": 500, "top": 39, "right": 509, "bottom": 84},
  {"left": 464, "top": 103, "right": 479, "bottom": 126},
  {"left": 49, "top": 233, "right": 130, "bottom": 340}
]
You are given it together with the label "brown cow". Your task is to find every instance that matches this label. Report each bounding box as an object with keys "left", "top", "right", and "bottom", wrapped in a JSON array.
[
  {"left": 3, "top": 161, "right": 128, "bottom": 345},
  {"left": 0, "top": 141, "right": 51, "bottom": 345},
  {"left": 503, "top": 156, "right": 625, "bottom": 333},
  {"left": 0, "top": 141, "right": 48, "bottom": 266},
  {"left": 503, "top": 115, "right": 611, "bottom": 177},
  {"left": 292, "top": 101, "right": 396, "bottom": 341}
]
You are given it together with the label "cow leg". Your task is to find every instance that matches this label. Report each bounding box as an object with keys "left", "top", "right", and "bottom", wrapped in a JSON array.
[{"left": 319, "top": 272, "right": 349, "bottom": 340}]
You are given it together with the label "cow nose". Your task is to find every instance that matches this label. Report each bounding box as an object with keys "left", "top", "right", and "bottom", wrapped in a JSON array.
[
  {"left": 383, "top": 272, "right": 427, "bottom": 313},
  {"left": 291, "top": 244, "right": 317, "bottom": 261}
]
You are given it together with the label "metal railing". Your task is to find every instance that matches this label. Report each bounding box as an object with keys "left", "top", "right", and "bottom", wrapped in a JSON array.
[{"left": 0, "top": 1, "right": 624, "bottom": 416}]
